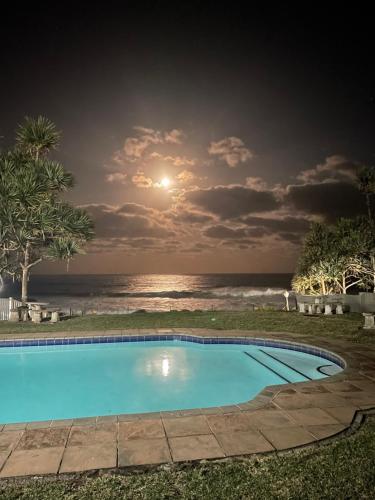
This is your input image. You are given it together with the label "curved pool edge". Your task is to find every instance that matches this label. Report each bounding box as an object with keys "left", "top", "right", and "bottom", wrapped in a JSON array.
[{"left": 0, "top": 328, "right": 374, "bottom": 478}]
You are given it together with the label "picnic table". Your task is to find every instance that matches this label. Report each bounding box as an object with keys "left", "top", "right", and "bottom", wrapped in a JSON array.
[
  {"left": 298, "top": 297, "right": 345, "bottom": 315},
  {"left": 25, "top": 302, "right": 60, "bottom": 323}
]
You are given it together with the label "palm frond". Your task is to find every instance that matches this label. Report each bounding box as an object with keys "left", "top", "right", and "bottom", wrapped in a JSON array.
[{"left": 16, "top": 116, "right": 60, "bottom": 159}]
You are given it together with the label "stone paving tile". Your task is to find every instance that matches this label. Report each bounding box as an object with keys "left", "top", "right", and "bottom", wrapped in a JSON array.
[
  {"left": 117, "top": 414, "right": 141, "bottom": 422},
  {"left": 3, "top": 423, "right": 27, "bottom": 431},
  {"left": 260, "top": 426, "right": 316, "bottom": 450},
  {"left": 160, "top": 411, "right": 184, "bottom": 419},
  {"left": 119, "top": 419, "right": 165, "bottom": 440},
  {"left": 306, "top": 424, "right": 346, "bottom": 440},
  {"left": 169, "top": 434, "right": 225, "bottom": 462},
  {"left": 323, "top": 406, "right": 358, "bottom": 424},
  {"left": 340, "top": 392, "right": 375, "bottom": 406},
  {"left": 322, "top": 382, "right": 363, "bottom": 393},
  {"left": 295, "top": 384, "right": 330, "bottom": 394},
  {"left": 220, "top": 405, "right": 243, "bottom": 414},
  {"left": 50, "top": 419, "right": 73, "bottom": 428},
  {"left": 60, "top": 444, "right": 117, "bottom": 473},
  {"left": 0, "top": 451, "right": 10, "bottom": 470},
  {"left": 206, "top": 413, "right": 257, "bottom": 434},
  {"left": 0, "top": 447, "right": 65, "bottom": 477},
  {"left": 0, "top": 431, "right": 23, "bottom": 453},
  {"left": 137, "top": 412, "right": 162, "bottom": 420},
  {"left": 16, "top": 428, "right": 69, "bottom": 450},
  {"left": 247, "top": 410, "right": 297, "bottom": 429},
  {"left": 26, "top": 421, "right": 52, "bottom": 430},
  {"left": 118, "top": 437, "right": 171, "bottom": 466},
  {"left": 67, "top": 424, "right": 116, "bottom": 447},
  {"left": 72, "top": 417, "right": 97, "bottom": 427},
  {"left": 275, "top": 393, "right": 349, "bottom": 410},
  {"left": 163, "top": 416, "right": 210, "bottom": 437},
  {"left": 273, "top": 394, "right": 317, "bottom": 410},
  {"left": 285, "top": 408, "right": 341, "bottom": 426},
  {"left": 214, "top": 429, "right": 274, "bottom": 456},
  {"left": 179, "top": 409, "right": 206, "bottom": 417},
  {"left": 350, "top": 379, "right": 375, "bottom": 392},
  {"left": 96, "top": 415, "right": 118, "bottom": 424}
]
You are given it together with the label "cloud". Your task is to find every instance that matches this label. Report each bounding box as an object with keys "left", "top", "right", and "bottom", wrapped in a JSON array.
[
  {"left": 220, "top": 238, "right": 257, "bottom": 248},
  {"left": 176, "top": 170, "right": 197, "bottom": 184},
  {"left": 165, "top": 156, "right": 196, "bottom": 167},
  {"left": 277, "top": 233, "right": 304, "bottom": 245},
  {"left": 241, "top": 215, "right": 311, "bottom": 233},
  {"left": 164, "top": 129, "right": 185, "bottom": 144},
  {"left": 149, "top": 152, "right": 196, "bottom": 167},
  {"left": 105, "top": 172, "right": 127, "bottom": 184},
  {"left": 186, "top": 185, "right": 280, "bottom": 219},
  {"left": 122, "top": 126, "right": 185, "bottom": 161},
  {"left": 203, "top": 225, "right": 248, "bottom": 239},
  {"left": 170, "top": 210, "right": 214, "bottom": 225},
  {"left": 239, "top": 215, "right": 311, "bottom": 246},
  {"left": 208, "top": 136, "right": 253, "bottom": 167},
  {"left": 82, "top": 204, "right": 174, "bottom": 239},
  {"left": 132, "top": 173, "right": 153, "bottom": 188},
  {"left": 285, "top": 181, "right": 367, "bottom": 221},
  {"left": 245, "top": 176, "right": 269, "bottom": 191},
  {"left": 116, "top": 203, "right": 155, "bottom": 215},
  {"left": 297, "top": 155, "right": 359, "bottom": 183}
]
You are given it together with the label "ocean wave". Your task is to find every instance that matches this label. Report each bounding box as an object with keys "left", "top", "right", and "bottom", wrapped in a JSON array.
[
  {"left": 209, "top": 287, "right": 287, "bottom": 298},
  {"left": 19, "top": 287, "right": 289, "bottom": 300},
  {"left": 104, "top": 287, "right": 287, "bottom": 299},
  {"left": 107, "top": 291, "right": 196, "bottom": 299}
]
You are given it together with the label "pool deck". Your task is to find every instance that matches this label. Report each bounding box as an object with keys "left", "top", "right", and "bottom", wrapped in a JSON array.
[{"left": 0, "top": 328, "right": 374, "bottom": 478}]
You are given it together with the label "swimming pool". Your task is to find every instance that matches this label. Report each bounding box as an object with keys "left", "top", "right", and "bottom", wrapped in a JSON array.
[{"left": 0, "top": 336, "right": 344, "bottom": 424}]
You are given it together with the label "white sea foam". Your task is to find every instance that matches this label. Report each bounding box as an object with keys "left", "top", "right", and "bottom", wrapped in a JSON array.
[{"left": 209, "top": 287, "right": 288, "bottom": 298}]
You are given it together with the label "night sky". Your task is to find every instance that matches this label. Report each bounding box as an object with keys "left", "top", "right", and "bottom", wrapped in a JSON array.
[{"left": 1, "top": 5, "right": 374, "bottom": 273}]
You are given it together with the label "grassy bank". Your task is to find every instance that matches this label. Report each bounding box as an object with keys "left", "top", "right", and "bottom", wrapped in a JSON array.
[
  {"left": 0, "top": 310, "right": 371, "bottom": 343},
  {"left": 0, "top": 416, "right": 374, "bottom": 499}
]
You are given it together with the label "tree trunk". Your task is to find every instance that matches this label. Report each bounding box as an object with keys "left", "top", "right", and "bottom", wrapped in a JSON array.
[
  {"left": 21, "top": 243, "right": 30, "bottom": 305},
  {"left": 366, "top": 193, "right": 373, "bottom": 224},
  {"left": 342, "top": 275, "right": 346, "bottom": 294},
  {"left": 21, "top": 266, "right": 29, "bottom": 305}
]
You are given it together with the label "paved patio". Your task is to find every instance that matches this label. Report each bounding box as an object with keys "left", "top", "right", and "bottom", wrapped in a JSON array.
[{"left": 0, "top": 328, "right": 374, "bottom": 478}]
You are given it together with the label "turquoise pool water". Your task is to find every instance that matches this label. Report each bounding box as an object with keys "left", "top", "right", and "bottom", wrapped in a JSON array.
[{"left": 0, "top": 340, "right": 342, "bottom": 423}]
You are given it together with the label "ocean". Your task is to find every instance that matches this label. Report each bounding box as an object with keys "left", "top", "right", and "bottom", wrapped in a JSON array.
[{"left": 0, "top": 274, "right": 294, "bottom": 314}]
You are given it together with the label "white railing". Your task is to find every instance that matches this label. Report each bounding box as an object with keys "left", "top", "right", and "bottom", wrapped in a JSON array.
[{"left": 0, "top": 297, "right": 22, "bottom": 320}]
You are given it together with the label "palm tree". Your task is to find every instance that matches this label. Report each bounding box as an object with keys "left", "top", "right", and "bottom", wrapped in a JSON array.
[
  {"left": 357, "top": 168, "right": 375, "bottom": 291},
  {"left": 357, "top": 166, "right": 375, "bottom": 223},
  {"left": 0, "top": 117, "right": 94, "bottom": 306},
  {"left": 16, "top": 116, "right": 60, "bottom": 160}
]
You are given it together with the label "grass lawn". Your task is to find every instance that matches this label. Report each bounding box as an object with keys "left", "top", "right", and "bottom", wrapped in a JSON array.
[
  {"left": 0, "top": 416, "right": 374, "bottom": 499},
  {"left": 0, "top": 309, "right": 372, "bottom": 343}
]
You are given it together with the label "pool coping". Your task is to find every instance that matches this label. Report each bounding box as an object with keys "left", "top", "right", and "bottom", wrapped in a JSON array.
[{"left": 0, "top": 328, "right": 374, "bottom": 478}]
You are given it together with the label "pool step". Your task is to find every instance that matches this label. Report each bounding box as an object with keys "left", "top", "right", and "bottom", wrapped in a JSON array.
[
  {"left": 259, "top": 349, "right": 312, "bottom": 382},
  {"left": 243, "top": 351, "right": 292, "bottom": 384},
  {"left": 243, "top": 350, "right": 313, "bottom": 384}
]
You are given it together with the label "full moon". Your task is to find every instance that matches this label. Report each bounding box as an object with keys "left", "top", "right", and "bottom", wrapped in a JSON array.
[{"left": 161, "top": 177, "right": 171, "bottom": 188}]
